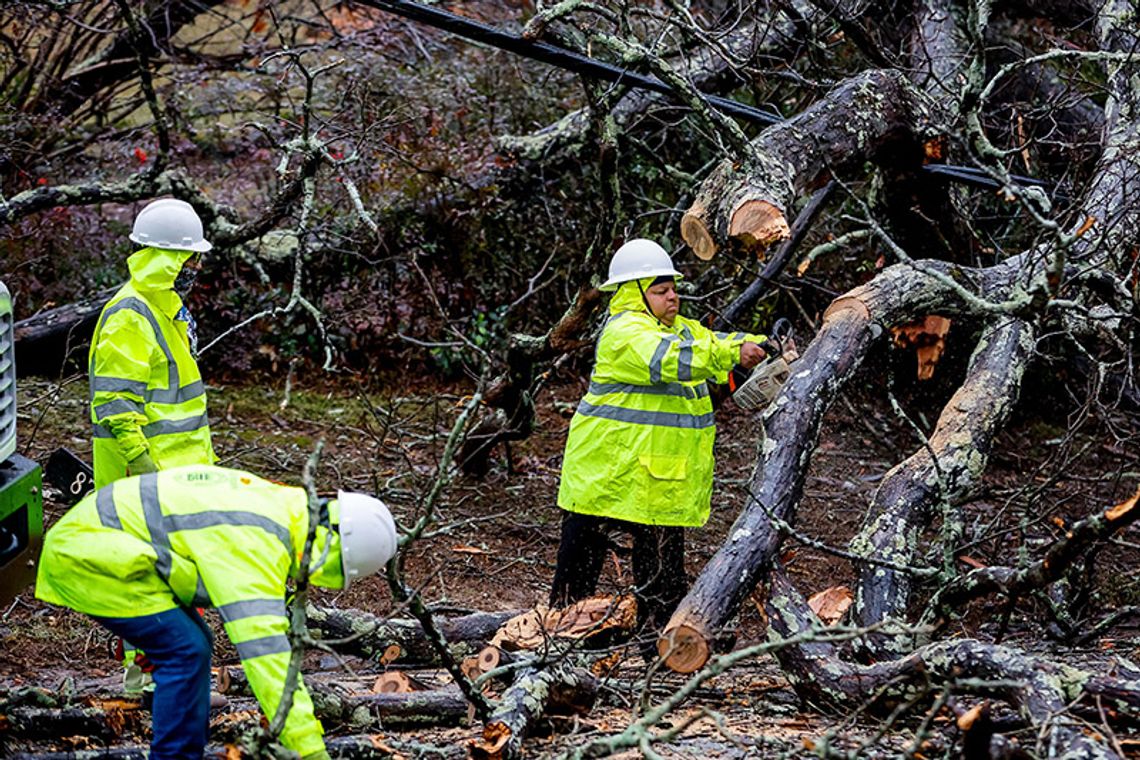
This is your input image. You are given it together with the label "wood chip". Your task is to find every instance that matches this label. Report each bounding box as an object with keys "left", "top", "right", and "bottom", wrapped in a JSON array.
[
  {"left": 1105, "top": 488, "right": 1139, "bottom": 522},
  {"left": 452, "top": 545, "right": 492, "bottom": 555}
]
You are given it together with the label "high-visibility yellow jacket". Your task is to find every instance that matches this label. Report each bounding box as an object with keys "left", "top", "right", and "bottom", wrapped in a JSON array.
[
  {"left": 35, "top": 465, "right": 341, "bottom": 757},
  {"left": 557, "top": 279, "right": 764, "bottom": 527},
  {"left": 89, "top": 247, "right": 215, "bottom": 489}
]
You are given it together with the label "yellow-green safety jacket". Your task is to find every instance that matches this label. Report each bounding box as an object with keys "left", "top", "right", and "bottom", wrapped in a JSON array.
[
  {"left": 35, "top": 465, "right": 341, "bottom": 757},
  {"left": 557, "top": 279, "right": 764, "bottom": 527},
  {"left": 89, "top": 247, "right": 215, "bottom": 489}
]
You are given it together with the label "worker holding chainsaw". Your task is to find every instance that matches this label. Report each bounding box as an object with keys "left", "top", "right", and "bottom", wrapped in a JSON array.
[
  {"left": 89, "top": 197, "right": 216, "bottom": 490},
  {"left": 551, "top": 238, "right": 769, "bottom": 659},
  {"left": 88, "top": 198, "right": 218, "bottom": 698},
  {"left": 36, "top": 465, "right": 399, "bottom": 760}
]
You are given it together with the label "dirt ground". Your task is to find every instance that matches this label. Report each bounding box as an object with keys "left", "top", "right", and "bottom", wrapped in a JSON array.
[{"left": 2, "top": 358, "right": 1139, "bottom": 757}]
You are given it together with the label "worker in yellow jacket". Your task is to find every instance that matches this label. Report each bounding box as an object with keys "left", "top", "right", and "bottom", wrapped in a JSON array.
[
  {"left": 89, "top": 197, "right": 215, "bottom": 490},
  {"left": 552, "top": 239, "right": 766, "bottom": 658},
  {"left": 36, "top": 465, "right": 399, "bottom": 760}
]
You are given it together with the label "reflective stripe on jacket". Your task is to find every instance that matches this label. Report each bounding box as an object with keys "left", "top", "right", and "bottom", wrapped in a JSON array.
[
  {"left": 89, "top": 247, "right": 215, "bottom": 488},
  {"left": 35, "top": 465, "right": 341, "bottom": 756},
  {"left": 556, "top": 280, "right": 764, "bottom": 527}
]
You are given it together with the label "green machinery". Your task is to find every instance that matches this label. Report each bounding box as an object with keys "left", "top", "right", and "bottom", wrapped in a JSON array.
[{"left": 0, "top": 281, "right": 44, "bottom": 605}]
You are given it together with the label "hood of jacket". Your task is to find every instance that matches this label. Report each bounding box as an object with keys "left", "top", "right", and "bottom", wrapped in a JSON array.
[
  {"left": 127, "top": 247, "right": 194, "bottom": 292},
  {"left": 608, "top": 277, "right": 659, "bottom": 317}
]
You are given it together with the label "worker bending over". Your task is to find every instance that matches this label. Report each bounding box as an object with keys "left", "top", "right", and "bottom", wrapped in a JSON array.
[
  {"left": 552, "top": 239, "right": 766, "bottom": 659},
  {"left": 89, "top": 197, "right": 216, "bottom": 489},
  {"left": 36, "top": 465, "right": 399, "bottom": 760}
]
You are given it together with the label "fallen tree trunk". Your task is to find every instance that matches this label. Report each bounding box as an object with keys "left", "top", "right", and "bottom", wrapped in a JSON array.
[
  {"left": 314, "top": 686, "right": 472, "bottom": 728},
  {"left": 660, "top": 248, "right": 1054, "bottom": 672},
  {"left": 469, "top": 665, "right": 599, "bottom": 760},
  {"left": 0, "top": 704, "right": 143, "bottom": 742},
  {"left": 305, "top": 605, "right": 520, "bottom": 665},
  {"left": 664, "top": 3, "right": 1138, "bottom": 673}
]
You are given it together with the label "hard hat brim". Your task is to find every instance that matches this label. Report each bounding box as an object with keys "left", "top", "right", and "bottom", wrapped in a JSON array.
[
  {"left": 129, "top": 233, "right": 213, "bottom": 253},
  {"left": 599, "top": 267, "right": 683, "bottom": 291}
]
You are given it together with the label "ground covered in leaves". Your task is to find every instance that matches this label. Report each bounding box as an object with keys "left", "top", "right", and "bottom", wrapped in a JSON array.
[{"left": 2, "top": 355, "right": 1138, "bottom": 757}]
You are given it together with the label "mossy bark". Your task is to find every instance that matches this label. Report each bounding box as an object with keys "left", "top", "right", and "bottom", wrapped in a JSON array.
[{"left": 306, "top": 605, "right": 519, "bottom": 666}]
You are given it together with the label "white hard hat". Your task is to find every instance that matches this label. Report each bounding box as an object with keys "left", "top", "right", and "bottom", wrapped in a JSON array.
[
  {"left": 336, "top": 491, "right": 398, "bottom": 588},
  {"left": 129, "top": 198, "right": 212, "bottom": 253},
  {"left": 599, "top": 239, "right": 683, "bottom": 291}
]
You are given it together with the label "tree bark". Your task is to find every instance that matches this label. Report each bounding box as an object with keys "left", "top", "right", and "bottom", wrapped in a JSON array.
[
  {"left": 306, "top": 605, "right": 520, "bottom": 666},
  {"left": 314, "top": 686, "right": 473, "bottom": 728},
  {"left": 680, "top": 69, "right": 932, "bottom": 259},
  {"left": 0, "top": 706, "right": 140, "bottom": 742},
  {"left": 468, "top": 665, "right": 598, "bottom": 760},
  {"left": 218, "top": 665, "right": 473, "bottom": 728}
]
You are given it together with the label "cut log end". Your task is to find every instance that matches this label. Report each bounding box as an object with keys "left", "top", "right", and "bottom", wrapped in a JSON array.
[
  {"left": 461, "top": 656, "right": 482, "bottom": 681},
  {"left": 478, "top": 646, "right": 502, "bottom": 673},
  {"left": 372, "top": 671, "right": 420, "bottom": 694},
  {"left": 658, "top": 623, "right": 710, "bottom": 674},
  {"left": 681, "top": 205, "right": 718, "bottom": 261},
  {"left": 728, "top": 200, "right": 790, "bottom": 256}
]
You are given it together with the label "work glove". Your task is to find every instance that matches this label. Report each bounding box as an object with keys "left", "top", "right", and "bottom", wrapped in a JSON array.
[
  {"left": 300, "top": 751, "right": 331, "bottom": 760},
  {"left": 112, "top": 638, "right": 156, "bottom": 672},
  {"left": 127, "top": 451, "right": 158, "bottom": 476}
]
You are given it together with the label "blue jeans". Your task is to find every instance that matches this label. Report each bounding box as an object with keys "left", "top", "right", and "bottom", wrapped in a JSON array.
[{"left": 92, "top": 607, "right": 213, "bottom": 759}]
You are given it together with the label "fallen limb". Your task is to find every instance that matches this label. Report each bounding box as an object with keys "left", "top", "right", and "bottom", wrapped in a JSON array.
[
  {"left": 681, "top": 69, "right": 932, "bottom": 259},
  {"left": 306, "top": 605, "right": 520, "bottom": 665},
  {"left": 218, "top": 661, "right": 472, "bottom": 729},
  {"left": 13, "top": 287, "right": 116, "bottom": 374},
  {"left": 850, "top": 317, "right": 1036, "bottom": 656},
  {"left": 314, "top": 686, "right": 472, "bottom": 728},
  {"left": 469, "top": 665, "right": 598, "bottom": 760},
  {"left": 0, "top": 704, "right": 144, "bottom": 742},
  {"left": 497, "top": 8, "right": 811, "bottom": 163},
  {"left": 460, "top": 285, "right": 605, "bottom": 477},
  {"left": 764, "top": 567, "right": 1123, "bottom": 758},
  {"left": 926, "top": 487, "right": 1140, "bottom": 617}
]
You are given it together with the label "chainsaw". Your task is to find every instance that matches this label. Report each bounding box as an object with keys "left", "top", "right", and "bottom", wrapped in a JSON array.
[{"left": 729, "top": 318, "right": 798, "bottom": 410}]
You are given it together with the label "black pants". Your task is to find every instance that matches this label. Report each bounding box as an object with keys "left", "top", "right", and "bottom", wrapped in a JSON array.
[{"left": 550, "top": 511, "right": 687, "bottom": 657}]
